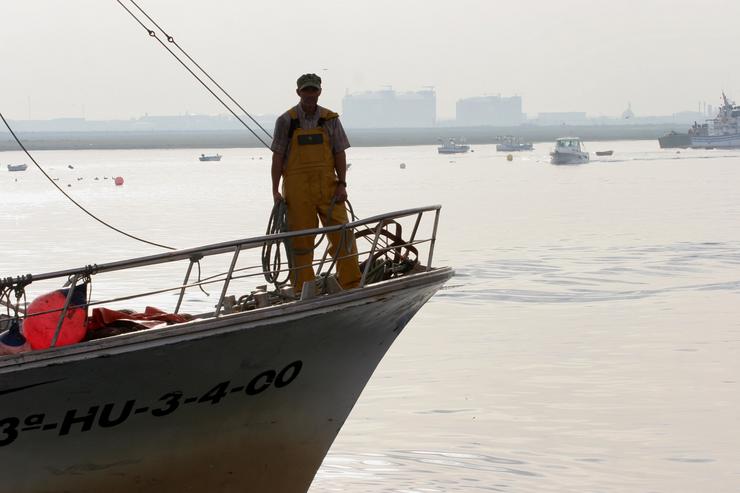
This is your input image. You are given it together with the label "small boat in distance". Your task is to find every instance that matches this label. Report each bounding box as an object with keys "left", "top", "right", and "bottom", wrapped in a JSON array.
[
  {"left": 496, "top": 136, "right": 534, "bottom": 152},
  {"left": 198, "top": 153, "right": 222, "bottom": 162},
  {"left": 437, "top": 138, "right": 470, "bottom": 154},
  {"left": 7, "top": 163, "right": 28, "bottom": 172},
  {"left": 595, "top": 150, "right": 614, "bottom": 156},
  {"left": 550, "top": 137, "right": 590, "bottom": 165}
]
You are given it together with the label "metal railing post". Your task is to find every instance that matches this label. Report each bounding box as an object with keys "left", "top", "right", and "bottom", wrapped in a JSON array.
[
  {"left": 214, "top": 246, "right": 241, "bottom": 317},
  {"left": 174, "top": 259, "right": 196, "bottom": 314},
  {"left": 409, "top": 211, "right": 423, "bottom": 243},
  {"left": 360, "top": 220, "right": 384, "bottom": 287},
  {"left": 426, "top": 209, "right": 441, "bottom": 271},
  {"left": 51, "top": 274, "right": 79, "bottom": 348}
]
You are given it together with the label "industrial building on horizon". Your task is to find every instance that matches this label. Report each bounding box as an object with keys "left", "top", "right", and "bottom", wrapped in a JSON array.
[
  {"left": 341, "top": 87, "right": 436, "bottom": 128},
  {"left": 2, "top": 91, "right": 718, "bottom": 132},
  {"left": 455, "top": 95, "right": 525, "bottom": 127}
]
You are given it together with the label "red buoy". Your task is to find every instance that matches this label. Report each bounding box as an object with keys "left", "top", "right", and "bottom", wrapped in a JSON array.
[
  {"left": 114, "top": 176, "right": 124, "bottom": 186},
  {"left": 23, "top": 286, "right": 87, "bottom": 349}
]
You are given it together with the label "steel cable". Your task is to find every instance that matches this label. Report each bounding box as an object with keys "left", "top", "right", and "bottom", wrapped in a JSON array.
[
  {"left": 116, "top": 0, "right": 272, "bottom": 149},
  {"left": 0, "top": 112, "right": 176, "bottom": 251},
  {"left": 126, "top": 0, "right": 273, "bottom": 141}
]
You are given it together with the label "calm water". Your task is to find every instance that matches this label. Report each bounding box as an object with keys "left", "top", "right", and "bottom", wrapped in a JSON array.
[{"left": 2, "top": 141, "right": 739, "bottom": 492}]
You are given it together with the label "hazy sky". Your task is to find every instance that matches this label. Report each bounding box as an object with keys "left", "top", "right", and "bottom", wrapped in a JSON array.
[{"left": 1, "top": 0, "right": 738, "bottom": 121}]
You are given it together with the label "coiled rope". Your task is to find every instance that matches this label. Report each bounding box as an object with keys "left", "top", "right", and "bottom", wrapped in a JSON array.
[
  {"left": 260, "top": 199, "right": 365, "bottom": 288},
  {"left": 261, "top": 200, "right": 291, "bottom": 287}
]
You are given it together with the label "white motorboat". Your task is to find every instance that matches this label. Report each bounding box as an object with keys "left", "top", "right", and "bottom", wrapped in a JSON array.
[
  {"left": 6, "top": 163, "right": 28, "bottom": 172},
  {"left": 437, "top": 138, "right": 470, "bottom": 154},
  {"left": 550, "top": 137, "right": 590, "bottom": 165},
  {"left": 0, "top": 206, "right": 452, "bottom": 493},
  {"left": 198, "top": 153, "right": 222, "bottom": 161}
]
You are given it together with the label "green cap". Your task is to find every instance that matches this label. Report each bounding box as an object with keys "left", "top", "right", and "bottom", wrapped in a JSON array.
[{"left": 297, "top": 73, "right": 322, "bottom": 91}]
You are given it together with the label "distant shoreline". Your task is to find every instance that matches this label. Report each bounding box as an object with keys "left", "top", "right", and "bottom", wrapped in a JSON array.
[{"left": 0, "top": 124, "right": 684, "bottom": 152}]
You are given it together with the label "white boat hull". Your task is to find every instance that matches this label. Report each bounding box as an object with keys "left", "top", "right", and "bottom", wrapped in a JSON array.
[
  {"left": 550, "top": 150, "right": 589, "bottom": 165},
  {"left": 437, "top": 147, "right": 469, "bottom": 154},
  {"left": 691, "top": 134, "right": 740, "bottom": 148},
  {"left": 496, "top": 143, "right": 533, "bottom": 152},
  {"left": 0, "top": 268, "right": 452, "bottom": 493}
]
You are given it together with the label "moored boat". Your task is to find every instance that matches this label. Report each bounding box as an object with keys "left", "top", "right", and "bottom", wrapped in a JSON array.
[
  {"left": 496, "top": 136, "right": 533, "bottom": 152},
  {"left": 595, "top": 150, "right": 613, "bottom": 156},
  {"left": 0, "top": 206, "right": 452, "bottom": 493},
  {"left": 6, "top": 163, "right": 28, "bottom": 172},
  {"left": 550, "top": 137, "right": 589, "bottom": 165},
  {"left": 199, "top": 153, "right": 222, "bottom": 161},
  {"left": 658, "top": 131, "right": 691, "bottom": 149},
  {"left": 690, "top": 93, "right": 740, "bottom": 149},
  {"left": 437, "top": 138, "right": 470, "bottom": 154}
]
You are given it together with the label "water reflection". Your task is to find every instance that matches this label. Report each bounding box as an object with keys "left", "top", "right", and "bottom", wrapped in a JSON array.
[
  {"left": 314, "top": 449, "right": 539, "bottom": 491},
  {"left": 439, "top": 241, "right": 740, "bottom": 304}
]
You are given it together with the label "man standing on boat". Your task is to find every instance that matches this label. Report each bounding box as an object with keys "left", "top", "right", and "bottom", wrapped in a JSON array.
[{"left": 270, "top": 73, "right": 361, "bottom": 293}]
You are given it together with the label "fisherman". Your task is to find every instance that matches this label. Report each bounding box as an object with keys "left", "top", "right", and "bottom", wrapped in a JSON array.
[{"left": 270, "top": 73, "right": 361, "bottom": 293}]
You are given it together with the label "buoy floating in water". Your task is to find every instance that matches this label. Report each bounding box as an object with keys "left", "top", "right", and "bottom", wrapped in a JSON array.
[
  {"left": 400, "top": 163, "right": 406, "bottom": 169},
  {"left": 114, "top": 176, "right": 124, "bottom": 186},
  {"left": 23, "top": 285, "right": 88, "bottom": 349},
  {"left": 507, "top": 154, "right": 513, "bottom": 162}
]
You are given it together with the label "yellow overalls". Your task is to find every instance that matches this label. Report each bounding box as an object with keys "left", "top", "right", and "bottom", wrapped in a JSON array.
[{"left": 282, "top": 107, "right": 361, "bottom": 293}]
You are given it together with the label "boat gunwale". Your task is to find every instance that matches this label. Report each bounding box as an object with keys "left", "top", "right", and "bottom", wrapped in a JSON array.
[
  {"left": 0, "top": 266, "right": 454, "bottom": 373},
  {"left": 1, "top": 205, "right": 442, "bottom": 289}
]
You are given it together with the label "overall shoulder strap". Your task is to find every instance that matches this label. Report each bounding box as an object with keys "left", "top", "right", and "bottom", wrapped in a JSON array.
[
  {"left": 287, "top": 107, "right": 300, "bottom": 140},
  {"left": 317, "top": 108, "right": 339, "bottom": 127}
]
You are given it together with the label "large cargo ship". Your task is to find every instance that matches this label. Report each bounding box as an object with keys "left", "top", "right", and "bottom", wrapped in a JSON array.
[{"left": 690, "top": 93, "right": 740, "bottom": 148}]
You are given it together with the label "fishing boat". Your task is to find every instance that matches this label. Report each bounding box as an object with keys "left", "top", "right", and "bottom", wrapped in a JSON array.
[
  {"left": 658, "top": 131, "right": 691, "bottom": 149},
  {"left": 690, "top": 93, "right": 740, "bottom": 148},
  {"left": 496, "top": 136, "right": 533, "bottom": 152},
  {"left": 6, "top": 163, "right": 28, "bottom": 172},
  {"left": 437, "top": 138, "right": 470, "bottom": 154},
  {"left": 550, "top": 137, "right": 590, "bottom": 165},
  {"left": 0, "top": 206, "right": 452, "bottom": 493},
  {"left": 198, "top": 153, "right": 222, "bottom": 161}
]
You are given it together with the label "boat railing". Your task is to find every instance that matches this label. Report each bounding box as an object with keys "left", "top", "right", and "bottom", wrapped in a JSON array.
[{"left": 1, "top": 205, "right": 443, "bottom": 346}]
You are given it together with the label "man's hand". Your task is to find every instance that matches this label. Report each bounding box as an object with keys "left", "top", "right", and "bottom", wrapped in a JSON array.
[
  {"left": 333, "top": 183, "right": 347, "bottom": 203},
  {"left": 273, "top": 191, "right": 284, "bottom": 205}
]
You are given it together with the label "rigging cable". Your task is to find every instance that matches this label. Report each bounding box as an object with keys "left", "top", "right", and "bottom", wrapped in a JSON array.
[
  {"left": 115, "top": 0, "right": 272, "bottom": 149},
  {"left": 126, "top": 0, "right": 272, "bottom": 141},
  {"left": 0, "top": 112, "right": 176, "bottom": 251}
]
